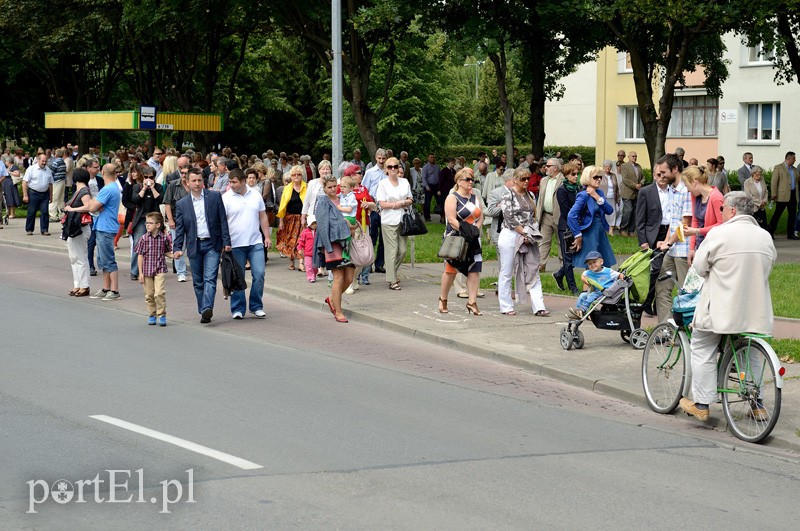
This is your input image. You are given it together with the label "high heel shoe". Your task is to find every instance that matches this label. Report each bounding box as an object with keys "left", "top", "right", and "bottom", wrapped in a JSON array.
[
  {"left": 466, "top": 302, "right": 482, "bottom": 316},
  {"left": 438, "top": 297, "right": 448, "bottom": 313}
]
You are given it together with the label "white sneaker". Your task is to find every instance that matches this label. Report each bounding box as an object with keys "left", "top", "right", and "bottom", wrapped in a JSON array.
[
  {"left": 252, "top": 309, "right": 266, "bottom": 319},
  {"left": 352, "top": 282, "right": 359, "bottom": 291},
  {"left": 344, "top": 286, "right": 355, "bottom": 295},
  {"left": 177, "top": 274, "right": 187, "bottom": 282},
  {"left": 232, "top": 311, "right": 243, "bottom": 320}
]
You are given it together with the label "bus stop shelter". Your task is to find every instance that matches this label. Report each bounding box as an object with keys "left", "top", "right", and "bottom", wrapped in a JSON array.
[{"left": 44, "top": 110, "right": 224, "bottom": 155}]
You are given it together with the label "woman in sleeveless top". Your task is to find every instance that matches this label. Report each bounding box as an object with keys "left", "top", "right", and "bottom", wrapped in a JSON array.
[{"left": 439, "top": 168, "right": 484, "bottom": 315}]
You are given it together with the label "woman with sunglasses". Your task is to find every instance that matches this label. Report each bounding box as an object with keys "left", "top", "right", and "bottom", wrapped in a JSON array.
[
  {"left": 497, "top": 167, "right": 549, "bottom": 317},
  {"left": 567, "top": 166, "right": 616, "bottom": 270},
  {"left": 438, "top": 168, "right": 484, "bottom": 314},
  {"left": 376, "top": 157, "right": 413, "bottom": 291}
]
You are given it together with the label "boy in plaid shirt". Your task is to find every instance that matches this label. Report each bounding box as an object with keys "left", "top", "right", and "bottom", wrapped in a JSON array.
[{"left": 135, "top": 212, "right": 173, "bottom": 326}]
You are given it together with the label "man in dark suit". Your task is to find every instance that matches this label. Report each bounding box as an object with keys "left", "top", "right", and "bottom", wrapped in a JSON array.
[
  {"left": 737, "top": 152, "right": 753, "bottom": 185},
  {"left": 635, "top": 167, "right": 670, "bottom": 316},
  {"left": 173, "top": 167, "right": 231, "bottom": 323}
]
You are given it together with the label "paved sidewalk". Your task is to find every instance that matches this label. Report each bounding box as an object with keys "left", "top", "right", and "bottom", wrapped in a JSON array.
[{"left": 2, "top": 220, "right": 799, "bottom": 451}]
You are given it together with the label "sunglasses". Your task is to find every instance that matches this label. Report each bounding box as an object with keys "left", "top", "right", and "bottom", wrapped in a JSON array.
[
  {"left": 386, "top": 165, "right": 399, "bottom": 169},
  {"left": 592, "top": 176, "right": 602, "bottom": 180},
  {"left": 720, "top": 204, "right": 732, "bottom": 213},
  {"left": 462, "top": 178, "right": 474, "bottom": 183},
  {"left": 518, "top": 177, "right": 530, "bottom": 182}
]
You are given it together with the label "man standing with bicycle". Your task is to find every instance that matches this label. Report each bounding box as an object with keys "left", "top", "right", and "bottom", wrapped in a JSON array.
[{"left": 680, "top": 192, "right": 776, "bottom": 421}]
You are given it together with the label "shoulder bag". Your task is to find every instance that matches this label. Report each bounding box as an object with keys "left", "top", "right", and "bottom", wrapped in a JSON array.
[
  {"left": 349, "top": 224, "right": 375, "bottom": 268},
  {"left": 437, "top": 231, "right": 468, "bottom": 261}
]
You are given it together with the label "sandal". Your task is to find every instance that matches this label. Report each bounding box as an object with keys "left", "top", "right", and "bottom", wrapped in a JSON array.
[
  {"left": 502, "top": 310, "right": 517, "bottom": 316},
  {"left": 68, "top": 288, "right": 79, "bottom": 296},
  {"left": 288, "top": 264, "right": 296, "bottom": 270},
  {"left": 535, "top": 309, "right": 551, "bottom": 317},
  {"left": 438, "top": 297, "right": 448, "bottom": 314},
  {"left": 389, "top": 282, "right": 401, "bottom": 290},
  {"left": 334, "top": 314, "right": 349, "bottom": 323},
  {"left": 325, "top": 297, "right": 336, "bottom": 315}
]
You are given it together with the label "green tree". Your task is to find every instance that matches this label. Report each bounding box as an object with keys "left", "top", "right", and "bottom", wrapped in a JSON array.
[
  {"left": 595, "top": 0, "right": 739, "bottom": 166},
  {"left": 740, "top": 0, "right": 800, "bottom": 87}
]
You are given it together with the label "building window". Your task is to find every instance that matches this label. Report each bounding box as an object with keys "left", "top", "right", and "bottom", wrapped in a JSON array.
[
  {"left": 617, "top": 51, "right": 632, "bottom": 73},
  {"left": 621, "top": 106, "right": 644, "bottom": 141},
  {"left": 669, "top": 96, "right": 718, "bottom": 137},
  {"left": 747, "top": 43, "right": 775, "bottom": 64},
  {"left": 746, "top": 103, "right": 780, "bottom": 141}
]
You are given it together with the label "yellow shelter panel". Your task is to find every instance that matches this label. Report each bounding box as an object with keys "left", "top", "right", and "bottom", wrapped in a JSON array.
[
  {"left": 156, "top": 113, "right": 223, "bottom": 132},
  {"left": 45, "top": 111, "right": 137, "bottom": 130}
]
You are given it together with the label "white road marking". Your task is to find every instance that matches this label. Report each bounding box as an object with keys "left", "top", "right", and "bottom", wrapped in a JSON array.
[{"left": 90, "top": 415, "right": 263, "bottom": 470}]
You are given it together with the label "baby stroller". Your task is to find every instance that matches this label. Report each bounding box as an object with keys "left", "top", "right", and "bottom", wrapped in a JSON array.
[{"left": 560, "top": 249, "right": 663, "bottom": 351}]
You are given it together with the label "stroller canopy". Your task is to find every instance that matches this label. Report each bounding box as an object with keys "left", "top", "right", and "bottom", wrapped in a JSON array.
[{"left": 618, "top": 249, "right": 653, "bottom": 304}]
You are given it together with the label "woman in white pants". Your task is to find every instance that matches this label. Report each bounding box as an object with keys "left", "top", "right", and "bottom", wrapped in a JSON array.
[
  {"left": 497, "top": 167, "right": 548, "bottom": 316},
  {"left": 62, "top": 168, "right": 92, "bottom": 296}
]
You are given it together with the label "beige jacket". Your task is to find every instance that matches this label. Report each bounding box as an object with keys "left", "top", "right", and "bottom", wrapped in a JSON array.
[
  {"left": 620, "top": 162, "right": 643, "bottom": 200},
  {"left": 692, "top": 215, "right": 776, "bottom": 334},
  {"left": 770, "top": 162, "right": 799, "bottom": 202},
  {"left": 535, "top": 173, "right": 563, "bottom": 221},
  {"left": 743, "top": 177, "right": 768, "bottom": 209}
]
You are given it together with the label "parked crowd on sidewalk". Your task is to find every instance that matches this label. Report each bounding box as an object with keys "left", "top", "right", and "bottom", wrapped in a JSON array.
[{"left": 0, "top": 142, "right": 788, "bottom": 328}]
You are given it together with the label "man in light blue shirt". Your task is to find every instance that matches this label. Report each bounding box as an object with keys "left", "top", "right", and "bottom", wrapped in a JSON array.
[
  {"left": 655, "top": 153, "right": 692, "bottom": 321},
  {"left": 87, "top": 164, "right": 122, "bottom": 300},
  {"left": 22, "top": 154, "right": 54, "bottom": 235},
  {"left": 359, "top": 148, "right": 388, "bottom": 280}
]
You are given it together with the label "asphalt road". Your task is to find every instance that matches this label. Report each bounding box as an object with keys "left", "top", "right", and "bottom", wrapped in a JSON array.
[{"left": 2, "top": 248, "right": 800, "bottom": 528}]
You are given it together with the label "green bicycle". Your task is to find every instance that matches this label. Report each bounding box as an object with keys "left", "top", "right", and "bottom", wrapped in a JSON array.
[{"left": 641, "top": 301, "right": 785, "bottom": 444}]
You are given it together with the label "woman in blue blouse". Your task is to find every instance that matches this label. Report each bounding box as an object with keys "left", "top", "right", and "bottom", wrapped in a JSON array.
[{"left": 567, "top": 166, "right": 616, "bottom": 268}]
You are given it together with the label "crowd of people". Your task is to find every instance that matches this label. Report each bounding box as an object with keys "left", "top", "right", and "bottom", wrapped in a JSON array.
[{"left": 0, "top": 143, "right": 788, "bottom": 327}]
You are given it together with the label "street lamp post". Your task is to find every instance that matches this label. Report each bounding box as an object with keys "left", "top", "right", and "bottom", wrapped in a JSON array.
[{"left": 332, "top": 0, "right": 343, "bottom": 174}]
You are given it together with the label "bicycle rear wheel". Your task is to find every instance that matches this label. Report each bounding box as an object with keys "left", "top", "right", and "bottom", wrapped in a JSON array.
[
  {"left": 719, "top": 339, "right": 781, "bottom": 443},
  {"left": 642, "top": 322, "right": 687, "bottom": 414}
]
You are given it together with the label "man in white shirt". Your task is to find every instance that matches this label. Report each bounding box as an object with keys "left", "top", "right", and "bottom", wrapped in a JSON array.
[
  {"left": 222, "top": 169, "right": 272, "bottom": 319},
  {"left": 22, "top": 154, "right": 54, "bottom": 235}
]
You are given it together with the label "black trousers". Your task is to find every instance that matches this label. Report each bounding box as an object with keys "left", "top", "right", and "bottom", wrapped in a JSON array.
[{"left": 768, "top": 192, "right": 797, "bottom": 237}]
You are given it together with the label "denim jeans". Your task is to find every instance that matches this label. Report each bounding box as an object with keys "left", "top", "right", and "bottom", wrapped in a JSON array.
[
  {"left": 169, "top": 228, "right": 187, "bottom": 275},
  {"left": 554, "top": 230, "right": 578, "bottom": 292},
  {"left": 188, "top": 239, "right": 221, "bottom": 314},
  {"left": 230, "top": 243, "right": 265, "bottom": 315},
  {"left": 95, "top": 231, "right": 118, "bottom": 273},
  {"left": 25, "top": 189, "right": 50, "bottom": 233},
  {"left": 88, "top": 225, "right": 97, "bottom": 271}
]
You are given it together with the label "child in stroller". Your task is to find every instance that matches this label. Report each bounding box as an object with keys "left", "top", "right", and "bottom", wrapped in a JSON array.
[{"left": 567, "top": 251, "right": 623, "bottom": 320}]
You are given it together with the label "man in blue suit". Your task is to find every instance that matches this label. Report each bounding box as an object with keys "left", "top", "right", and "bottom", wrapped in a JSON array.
[{"left": 173, "top": 168, "right": 231, "bottom": 323}]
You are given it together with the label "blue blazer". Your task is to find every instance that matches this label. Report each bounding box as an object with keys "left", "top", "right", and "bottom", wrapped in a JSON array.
[
  {"left": 567, "top": 189, "right": 613, "bottom": 237},
  {"left": 174, "top": 190, "right": 231, "bottom": 258}
]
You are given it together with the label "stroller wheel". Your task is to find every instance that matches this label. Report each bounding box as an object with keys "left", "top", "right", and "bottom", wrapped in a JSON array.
[
  {"left": 573, "top": 330, "right": 585, "bottom": 350},
  {"left": 621, "top": 330, "right": 631, "bottom": 344},
  {"left": 560, "top": 327, "right": 574, "bottom": 351},
  {"left": 630, "top": 328, "right": 649, "bottom": 350}
]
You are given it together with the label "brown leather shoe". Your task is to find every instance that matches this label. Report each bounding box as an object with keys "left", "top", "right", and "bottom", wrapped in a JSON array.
[
  {"left": 679, "top": 398, "right": 709, "bottom": 421},
  {"left": 74, "top": 288, "right": 90, "bottom": 297}
]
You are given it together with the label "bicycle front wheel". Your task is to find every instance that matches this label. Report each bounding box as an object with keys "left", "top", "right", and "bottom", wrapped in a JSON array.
[
  {"left": 642, "top": 322, "right": 687, "bottom": 414},
  {"left": 719, "top": 339, "right": 781, "bottom": 443}
]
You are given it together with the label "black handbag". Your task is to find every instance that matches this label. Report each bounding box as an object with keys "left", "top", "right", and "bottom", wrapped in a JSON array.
[{"left": 400, "top": 206, "right": 428, "bottom": 236}]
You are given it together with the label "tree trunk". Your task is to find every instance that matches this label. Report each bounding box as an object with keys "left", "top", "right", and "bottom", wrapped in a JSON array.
[
  {"left": 488, "top": 49, "right": 514, "bottom": 169},
  {"left": 528, "top": 31, "right": 546, "bottom": 159},
  {"left": 776, "top": 11, "right": 800, "bottom": 85}
]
